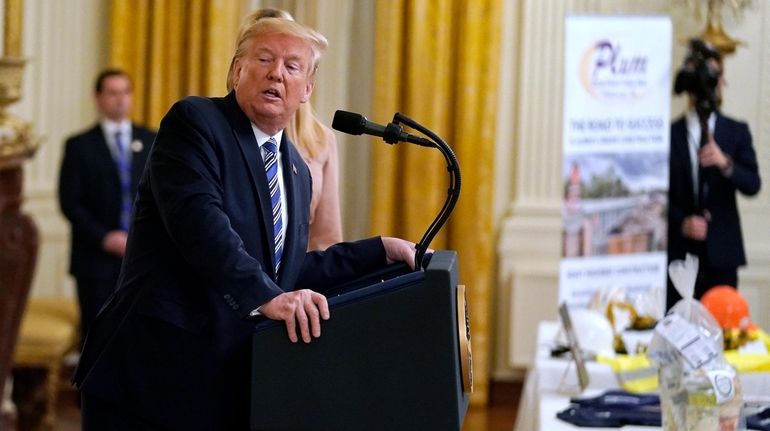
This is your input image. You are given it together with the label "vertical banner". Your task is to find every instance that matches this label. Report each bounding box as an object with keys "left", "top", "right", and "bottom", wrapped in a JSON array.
[{"left": 560, "top": 16, "right": 671, "bottom": 312}]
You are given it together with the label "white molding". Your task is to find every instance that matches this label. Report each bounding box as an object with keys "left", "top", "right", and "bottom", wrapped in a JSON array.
[
  {"left": 741, "top": 246, "right": 770, "bottom": 332},
  {"left": 497, "top": 0, "right": 572, "bottom": 372},
  {"left": 507, "top": 267, "right": 560, "bottom": 367},
  {"left": 733, "top": 0, "right": 770, "bottom": 332},
  {"left": 491, "top": 367, "right": 527, "bottom": 383}
]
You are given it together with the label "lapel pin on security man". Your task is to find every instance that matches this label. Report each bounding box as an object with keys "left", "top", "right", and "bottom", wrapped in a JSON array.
[
  {"left": 292, "top": 163, "right": 298, "bottom": 175},
  {"left": 131, "top": 139, "right": 144, "bottom": 153}
]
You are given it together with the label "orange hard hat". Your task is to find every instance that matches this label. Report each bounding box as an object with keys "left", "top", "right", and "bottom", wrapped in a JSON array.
[{"left": 700, "top": 285, "right": 754, "bottom": 330}]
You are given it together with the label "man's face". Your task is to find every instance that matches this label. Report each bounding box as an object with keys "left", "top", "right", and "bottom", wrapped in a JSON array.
[
  {"left": 232, "top": 32, "right": 314, "bottom": 135},
  {"left": 96, "top": 75, "right": 132, "bottom": 122}
]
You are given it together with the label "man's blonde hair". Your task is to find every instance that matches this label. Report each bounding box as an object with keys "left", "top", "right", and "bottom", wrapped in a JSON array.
[{"left": 226, "top": 17, "right": 327, "bottom": 92}]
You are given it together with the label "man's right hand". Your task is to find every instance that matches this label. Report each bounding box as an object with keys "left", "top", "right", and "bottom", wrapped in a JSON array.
[
  {"left": 102, "top": 230, "right": 128, "bottom": 257},
  {"left": 259, "top": 289, "right": 330, "bottom": 343},
  {"left": 682, "top": 215, "right": 708, "bottom": 241}
]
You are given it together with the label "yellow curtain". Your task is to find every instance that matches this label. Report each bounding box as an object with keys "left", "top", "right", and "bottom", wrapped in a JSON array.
[
  {"left": 371, "top": 0, "right": 502, "bottom": 405},
  {"left": 109, "top": 0, "right": 240, "bottom": 128}
]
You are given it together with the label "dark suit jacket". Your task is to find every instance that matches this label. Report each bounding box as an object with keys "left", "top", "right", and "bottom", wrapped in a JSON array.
[
  {"left": 668, "top": 113, "right": 761, "bottom": 270},
  {"left": 73, "top": 92, "right": 387, "bottom": 430},
  {"left": 59, "top": 123, "right": 155, "bottom": 281}
]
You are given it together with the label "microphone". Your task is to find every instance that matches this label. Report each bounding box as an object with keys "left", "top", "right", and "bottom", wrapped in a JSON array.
[
  {"left": 332, "top": 110, "right": 434, "bottom": 147},
  {"left": 333, "top": 110, "right": 461, "bottom": 271}
]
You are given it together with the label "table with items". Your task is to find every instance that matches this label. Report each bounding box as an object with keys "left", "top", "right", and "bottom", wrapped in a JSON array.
[{"left": 514, "top": 321, "right": 770, "bottom": 431}]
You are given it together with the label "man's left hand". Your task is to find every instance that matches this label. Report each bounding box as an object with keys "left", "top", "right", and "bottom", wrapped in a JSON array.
[{"left": 381, "top": 237, "right": 433, "bottom": 270}]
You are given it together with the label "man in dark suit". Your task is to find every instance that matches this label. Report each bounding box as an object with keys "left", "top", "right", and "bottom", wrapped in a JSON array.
[
  {"left": 73, "top": 18, "right": 417, "bottom": 430},
  {"left": 667, "top": 52, "right": 761, "bottom": 309},
  {"left": 58, "top": 69, "right": 156, "bottom": 341}
]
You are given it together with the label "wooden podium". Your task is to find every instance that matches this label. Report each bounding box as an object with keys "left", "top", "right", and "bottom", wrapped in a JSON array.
[{"left": 250, "top": 251, "right": 472, "bottom": 431}]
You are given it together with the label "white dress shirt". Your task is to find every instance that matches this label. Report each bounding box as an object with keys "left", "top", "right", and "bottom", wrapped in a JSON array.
[
  {"left": 250, "top": 125, "right": 289, "bottom": 237},
  {"left": 100, "top": 119, "right": 133, "bottom": 162}
]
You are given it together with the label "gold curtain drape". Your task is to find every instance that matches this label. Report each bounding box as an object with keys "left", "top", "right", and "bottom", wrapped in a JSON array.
[
  {"left": 371, "top": 0, "right": 502, "bottom": 405},
  {"left": 109, "top": 0, "right": 240, "bottom": 128}
]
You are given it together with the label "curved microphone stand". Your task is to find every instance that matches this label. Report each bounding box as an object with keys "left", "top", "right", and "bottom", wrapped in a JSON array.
[{"left": 391, "top": 112, "right": 462, "bottom": 270}]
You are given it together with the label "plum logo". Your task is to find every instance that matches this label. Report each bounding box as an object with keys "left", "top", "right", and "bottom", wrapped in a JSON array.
[{"left": 579, "top": 40, "right": 650, "bottom": 101}]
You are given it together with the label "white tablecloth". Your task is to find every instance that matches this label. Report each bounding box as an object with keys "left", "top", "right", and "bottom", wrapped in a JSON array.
[{"left": 514, "top": 321, "right": 770, "bottom": 431}]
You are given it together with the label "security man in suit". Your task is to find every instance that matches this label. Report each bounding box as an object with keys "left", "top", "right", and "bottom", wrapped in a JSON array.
[
  {"left": 668, "top": 45, "right": 761, "bottom": 309},
  {"left": 73, "top": 18, "right": 417, "bottom": 430},
  {"left": 58, "top": 69, "right": 156, "bottom": 341}
]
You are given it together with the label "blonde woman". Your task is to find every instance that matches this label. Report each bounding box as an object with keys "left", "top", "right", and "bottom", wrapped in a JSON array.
[{"left": 227, "top": 8, "right": 342, "bottom": 251}]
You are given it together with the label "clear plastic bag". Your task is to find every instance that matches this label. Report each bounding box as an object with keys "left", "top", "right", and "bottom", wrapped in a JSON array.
[{"left": 649, "top": 254, "right": 745, "bottom": 431}]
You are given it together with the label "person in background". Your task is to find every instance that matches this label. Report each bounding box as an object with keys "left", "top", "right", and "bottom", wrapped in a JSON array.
[
  {"left": 667, "top": 43, "right": 761, "bottom": 309},
  {"left": 228, "top": 8, "right": 343, "bottom": 250},
  {"left": 73, "top": 17, "right": 417, "bottom": 430},
  {"left": 58, "top": 69, "right": 156, "bottom": 341}
]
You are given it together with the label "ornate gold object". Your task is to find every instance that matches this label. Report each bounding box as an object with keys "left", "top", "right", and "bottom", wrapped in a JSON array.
[
  {"left": 606, "top": 301, "right": 657, "bottom": 354},
  {"left": 0, "top": 57, "right": 38, "bottom": 165},
  {"left": 606, "top": 302, "right": 657, "bottom": 331},
  {"left": 1, "top": 3, "right": 44, "bottom": 426},
  {"left": 700, "top": 0, "right": 741, "bottom": 54},
  {"left": 3, "top": 0, "right": 24, "bottom": 57},
  {"left": 723, "top": 327, "right": 751, "bottom": 351},
  {"left": 456, "top": 284, "right": 473, "bottom": 394},
  {"left": 682, "top": 0, "right": 754, "bottom": 55}
]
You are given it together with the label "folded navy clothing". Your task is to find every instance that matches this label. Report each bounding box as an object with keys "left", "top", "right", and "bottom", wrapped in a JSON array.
[
  {"left": 556, "top": 404, "right": 662, "bottom": 428},
  {"left": 747, "top": 407, "right": 770, "bottom": 431},
  {"left": 557, "top": 390, "right": 662, "bottom": 428},
  {"left": 571, "top": 390, "right": 660, "bottom": 408}
]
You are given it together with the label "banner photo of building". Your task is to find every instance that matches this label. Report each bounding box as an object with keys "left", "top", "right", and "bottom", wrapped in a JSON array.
[{"left": 559, "top": 16, "right": 672, "bottom": 313}]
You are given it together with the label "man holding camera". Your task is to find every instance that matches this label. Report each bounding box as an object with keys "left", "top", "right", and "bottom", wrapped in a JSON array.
[{"left": 667, "top": 40, "right": 761, "bottom": 309}]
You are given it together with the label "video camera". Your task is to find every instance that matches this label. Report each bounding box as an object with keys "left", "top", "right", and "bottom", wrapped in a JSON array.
[{"left": 673, "top": 39, "right": 722, "bottom": 119}]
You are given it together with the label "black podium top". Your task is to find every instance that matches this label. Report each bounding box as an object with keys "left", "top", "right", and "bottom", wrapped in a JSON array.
[{"left": 254, "top": 266, "right": 424, "bottom": 334}]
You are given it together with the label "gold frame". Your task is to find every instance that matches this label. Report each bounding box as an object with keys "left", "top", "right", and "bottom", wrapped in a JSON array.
[{"left": 456, "top": 284, "right": 473, "bottom": 394}]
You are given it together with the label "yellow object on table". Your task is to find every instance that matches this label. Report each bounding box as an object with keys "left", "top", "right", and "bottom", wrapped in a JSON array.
[
  {"left": 597, "top": 353, "right": 658, "bottom": 393},
  {"left": 598, "top": 339, "right": 770, "bottom": 393}
]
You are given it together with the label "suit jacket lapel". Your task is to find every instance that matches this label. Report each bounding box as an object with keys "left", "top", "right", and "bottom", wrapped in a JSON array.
[
  {"left": 672, "top": 119, "right": 695, "bottom": 200},
  {"left": 276, "top": 135, "right": 304, "bottom": 286},
  {"left": 91, "top": 124, "right": 121, "bottom": 189},
  {"left": 220, "top": 92, "right": 277, "bottom": 278},
  {"left": 129, "top": 125, "right": 147, "bottom": 186}
]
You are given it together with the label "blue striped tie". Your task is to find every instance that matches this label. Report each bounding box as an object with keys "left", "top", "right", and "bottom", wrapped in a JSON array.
[
  {"left": 263, "top": 138, "right": 283, "bottom": 274},
  {"left": 114, "top": 131, "right": 132, "bottom": 231}
]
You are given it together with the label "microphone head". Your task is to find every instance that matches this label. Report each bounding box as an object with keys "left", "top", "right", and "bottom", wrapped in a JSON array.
[{"left": 332, "top": 110, "right": 366, "bottom": 135}]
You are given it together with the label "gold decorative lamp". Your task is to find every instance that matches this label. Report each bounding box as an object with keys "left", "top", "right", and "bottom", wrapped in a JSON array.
[
  {"left": 682, "top": 0, "right": 754, "bottom": 55},
  {"left": 0, "top": 2, "right": 40, "bottom": 430},
  {"left": 0, "top": 57, "right": 36, "bottom": 161},
  {"left": 0, "top": 0, "right": 37, "bottom": 162}
]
